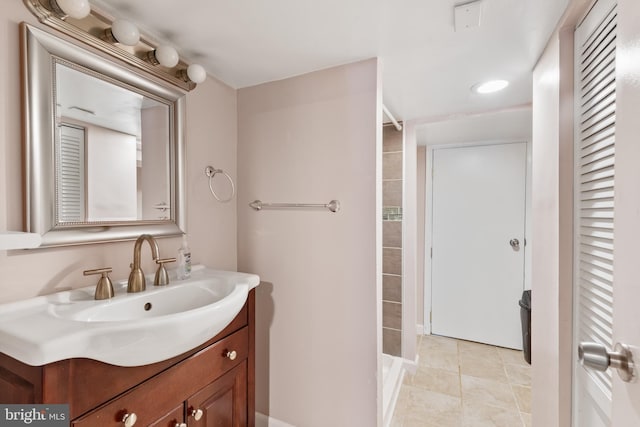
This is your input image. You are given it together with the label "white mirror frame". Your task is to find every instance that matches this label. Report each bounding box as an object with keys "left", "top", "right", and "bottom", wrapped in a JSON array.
[{"left": 21, "top": 23, "right": 186, "bottom": 247}]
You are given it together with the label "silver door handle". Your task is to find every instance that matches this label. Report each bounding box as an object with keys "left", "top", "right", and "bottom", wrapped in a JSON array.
[
  {"left": 578, "top": 342, "right": 636, "bottom": 382},
  {"left": 510, "top": 238, "right": 520, "bottom": 249}
]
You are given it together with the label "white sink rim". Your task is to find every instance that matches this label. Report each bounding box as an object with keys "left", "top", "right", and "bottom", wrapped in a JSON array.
[
  {"left": 49, "top": 276, "right": 236, "bottom": 323},
  {"left": 0, "top": 266, "right": 259, "bottom": 367}
]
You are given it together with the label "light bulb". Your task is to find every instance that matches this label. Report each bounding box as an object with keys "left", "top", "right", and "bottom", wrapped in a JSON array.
[
  {"left": 187, "top": 64, "right": 206, "bottom": 84},
  {"left": 154, "top": 45, "right": 179, "bottom": 68},
  {"left": 110, "top": 19, "right": 140, "bottom": 46},
  {"left": 54, "top": 0, "right": 91, "bottom": 19}
]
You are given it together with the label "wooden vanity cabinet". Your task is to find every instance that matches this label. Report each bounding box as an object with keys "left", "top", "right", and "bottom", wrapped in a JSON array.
[
  {"left": 186, "top": 362, "right": 248, "bottom": 427},
  {"left": 146, "top": 404, "right": 184, "bottom": 427},
  {"left": 0, "top": 290, "right": 256, "bottom": 427}
]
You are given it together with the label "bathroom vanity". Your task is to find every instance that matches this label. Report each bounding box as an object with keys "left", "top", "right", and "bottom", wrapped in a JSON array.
[{"left": 0, "top": 290, "right": 255, "bottom": 427}]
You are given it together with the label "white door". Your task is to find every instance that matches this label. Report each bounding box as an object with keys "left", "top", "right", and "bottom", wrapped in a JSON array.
[
  {"left": 573, "top": 0, "right": 640, "bottom": 425},
  {"left": 572, "top": 1, "right": 617, "bottom": 424},
  {"left": 431, "top": 142, "right": 527, "bottom": 349}
]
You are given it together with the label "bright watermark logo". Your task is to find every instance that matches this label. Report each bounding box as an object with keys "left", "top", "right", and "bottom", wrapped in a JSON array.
[{"left": 1, "top": 405, "right": 68, "bottom": 426}]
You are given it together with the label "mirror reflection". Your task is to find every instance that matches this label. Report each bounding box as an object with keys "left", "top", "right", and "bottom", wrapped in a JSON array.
[{"left": 55, "top": 62, "right": 171, "bottom": 224}]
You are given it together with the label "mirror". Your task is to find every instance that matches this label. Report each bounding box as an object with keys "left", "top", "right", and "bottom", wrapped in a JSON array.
[
  {"left": 55, "top": 63, "right": 171, "bottom": 223},
  {"left": 22, "top": 23, "right": 186, "bottom": 247}
]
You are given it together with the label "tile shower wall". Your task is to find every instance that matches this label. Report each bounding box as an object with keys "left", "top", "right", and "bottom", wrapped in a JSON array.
[{"left": 383, "top": 124, "right": 403, "bottom": 356}]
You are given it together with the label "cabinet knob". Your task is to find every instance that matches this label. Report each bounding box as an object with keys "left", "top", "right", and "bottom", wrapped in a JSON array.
[
  {"left": 191, "top": 408, "right": 204, "bottom": 420},
  {"left": 174, "top": 423, "right": 187, "bottom": 427},
  {"left": 225, "top": 350, "right": 237, "bottom": 361},
  {"left": 122, "top": 413, "right": 137, "bottom": 427}
]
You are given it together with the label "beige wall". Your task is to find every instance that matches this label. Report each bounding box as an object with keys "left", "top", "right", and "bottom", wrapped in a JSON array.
[
  {"left": 530, "top": 22, "right": 575, "bottom": 427},
  {"left": 401, "top": 121, "right": 417, "bottom": 362},
  {"left": 141, "top": 105, "right": 170, "bottom": 221},
  {"left": 237, "top": 59, "right": 381, "bottom": 426},
  {"left": 85, "top": 125, "right": 137, "bottom": 221},
  {"left": 0, "top": 3, "right": 238, "bottom": 303},
  {"left": 416, "top": 145, "right": 426, "bottom": 329}
]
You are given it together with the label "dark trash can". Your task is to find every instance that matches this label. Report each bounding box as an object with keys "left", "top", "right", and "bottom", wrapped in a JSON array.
[{"left": 519, "top": 290, "right": 531, "bottom": 364}]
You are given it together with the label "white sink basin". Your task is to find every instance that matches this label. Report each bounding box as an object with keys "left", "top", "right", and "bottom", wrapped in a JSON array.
[{"left": 0, "top": 266, "right": 259, "bottom": 367}]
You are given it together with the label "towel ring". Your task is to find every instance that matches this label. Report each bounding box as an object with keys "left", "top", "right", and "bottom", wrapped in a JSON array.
[{"left": 205, "top": 166, "right": 235, "bottom": 203}]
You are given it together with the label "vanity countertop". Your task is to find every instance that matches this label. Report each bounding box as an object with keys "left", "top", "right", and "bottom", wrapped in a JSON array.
[{"left": 0, "top": 266, "right": 259, "bottom": 366}]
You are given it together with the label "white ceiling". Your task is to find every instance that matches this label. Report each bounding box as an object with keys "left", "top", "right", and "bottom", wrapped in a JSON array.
[
  {"left": 57, "top": 63, "right": 146, "bottom": 137},
  {"left": 91, "top": 0, "right": 569, "bottom": 123},
  {"left": 415, "top": 107, "right": 532, "bottom": 147}
]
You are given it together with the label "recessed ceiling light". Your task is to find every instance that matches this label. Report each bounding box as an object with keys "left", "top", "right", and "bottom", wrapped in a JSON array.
[{"left": 472, "top": 79, "right": 509, "bottom": 94}]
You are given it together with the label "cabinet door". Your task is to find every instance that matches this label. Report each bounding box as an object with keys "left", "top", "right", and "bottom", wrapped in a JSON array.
[{"left": 187, "top": 361, "right": 247, "bottom": 427}]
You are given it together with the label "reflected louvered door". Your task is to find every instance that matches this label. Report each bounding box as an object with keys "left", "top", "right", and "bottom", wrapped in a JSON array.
[
  {"left": 57, "top": 124, "right": 86, "bottom": 223},
  {"left": 573, "top": 0, "right": 617, "bottom": 425}
]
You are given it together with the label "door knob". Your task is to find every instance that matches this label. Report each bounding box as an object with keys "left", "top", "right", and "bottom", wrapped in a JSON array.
[
  {"left": 578, "top": 341, "right": 636, "bottom": 382},
  {"left": 509, "top": 238, "right": 520, "bottom": 249}
]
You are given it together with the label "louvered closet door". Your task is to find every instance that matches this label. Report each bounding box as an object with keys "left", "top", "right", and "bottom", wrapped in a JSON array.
[
  {"left": 57, "top": 124, "right": 86, "bottom": 223},
  {"left": 573, "top": 0, "right": 617, "bottom": 425}
]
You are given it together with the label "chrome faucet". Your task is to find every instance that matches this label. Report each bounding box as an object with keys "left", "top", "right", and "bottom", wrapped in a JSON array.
[{"left": 127, "top": 234, "right": 160, "bottom": 293}]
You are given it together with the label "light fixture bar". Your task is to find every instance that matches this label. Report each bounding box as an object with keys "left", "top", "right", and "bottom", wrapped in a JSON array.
[{"left": 25, "top": 0, "right": 200, "bottom": 91}]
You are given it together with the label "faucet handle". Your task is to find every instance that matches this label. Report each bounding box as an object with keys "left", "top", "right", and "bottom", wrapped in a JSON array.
[
  {"left": 154, "top": 258, "right": 176, "bottom": 286},
  {"left": 84, "top": 267, "right": 115, "bottom": 300}
]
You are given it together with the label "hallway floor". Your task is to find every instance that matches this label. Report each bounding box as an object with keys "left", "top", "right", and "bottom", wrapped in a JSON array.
[{"left": 391, "top": 335, "right": 532, "bottom": 427}]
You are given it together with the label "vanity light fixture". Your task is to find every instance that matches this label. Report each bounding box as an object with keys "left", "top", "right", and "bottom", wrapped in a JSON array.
[
  {"left": 103, "top": 19, "right": 140, "bottom": 46},
  {"left": 147, "top": 45, "right": 179, "bottom": 68},
  {"left": 24, "top": 0, "right": 201, "bottom": 91},
  {"left": 472, "top": 79, "right": 509, "bottom": 94},
  {"left": 178, "top": 64, "right": 207, "bottom": 84},
  {"left": 48, "top": 0, "right": 91, "bottom": 19}
]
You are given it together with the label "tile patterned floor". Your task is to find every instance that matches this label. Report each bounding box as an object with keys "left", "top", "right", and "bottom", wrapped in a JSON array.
[{"left": 391, "top": 335, "right": 532, "bottom": 427}]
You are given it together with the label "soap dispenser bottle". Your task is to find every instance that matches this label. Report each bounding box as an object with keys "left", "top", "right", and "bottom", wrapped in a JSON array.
[{"left": 177, "top": 234, "right": 192, "bottom": 280}]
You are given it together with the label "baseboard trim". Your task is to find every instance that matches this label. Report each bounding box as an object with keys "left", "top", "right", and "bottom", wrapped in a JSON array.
[
  {"left": 416, "top": 324, "right": 425, "bottom": 335},
  {"left": 256, "top": 412, "right": 297, "bottom": 427},
  {"left": 402, "top": 353, "right": 419, "bottom": 375}
]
